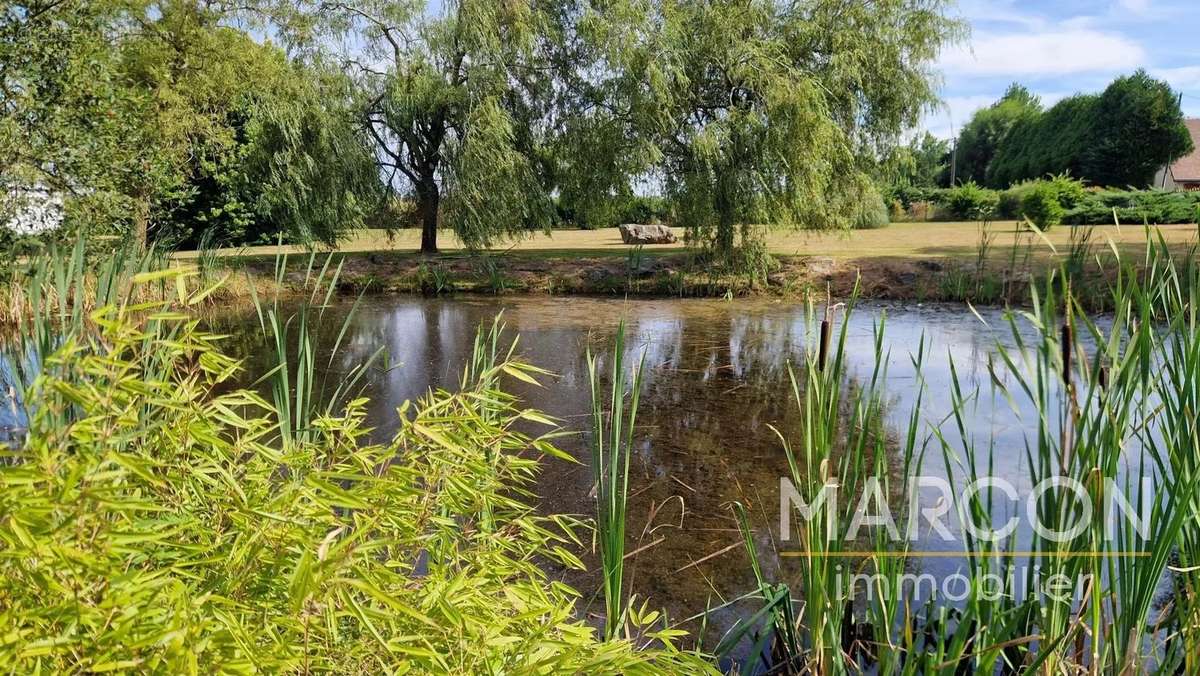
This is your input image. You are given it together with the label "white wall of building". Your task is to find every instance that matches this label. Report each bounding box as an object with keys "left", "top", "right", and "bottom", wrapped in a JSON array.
[{"left": 2, "top": 185, "right": 64, "bottom": 234}]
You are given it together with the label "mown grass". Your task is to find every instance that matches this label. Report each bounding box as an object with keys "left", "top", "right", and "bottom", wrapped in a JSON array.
[
  {"left": 4, "top": 222, "right": 1195, "bottom": 329},
  {"left": 171, "top": 222, "right": 1200, "bottom": 262}
]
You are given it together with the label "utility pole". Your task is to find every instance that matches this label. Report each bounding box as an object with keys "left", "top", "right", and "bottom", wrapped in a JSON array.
[
  {"left": 948, "top": 110, "right": 958, "bottom": 186},
  {"left": 950, "top": 138, "right": 958, "bottom": 187}
]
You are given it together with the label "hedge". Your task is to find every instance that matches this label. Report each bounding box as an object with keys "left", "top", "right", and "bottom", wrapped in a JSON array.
[{"left": 1062, "top": 189, "right": 1200, "bottom": 225}]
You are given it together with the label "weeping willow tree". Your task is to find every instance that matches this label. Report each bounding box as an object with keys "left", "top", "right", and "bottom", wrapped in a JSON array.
[
  {"left": 571, "top": 0, "right": 964, "bottom": 267},
  {"left": 289, "top": 0, "right": 562, "bottom": 253}
]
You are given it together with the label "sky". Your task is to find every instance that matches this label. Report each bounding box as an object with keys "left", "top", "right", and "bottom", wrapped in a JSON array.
[{"left": 924, "top": 0, "right": 1200, "bottom": 139}]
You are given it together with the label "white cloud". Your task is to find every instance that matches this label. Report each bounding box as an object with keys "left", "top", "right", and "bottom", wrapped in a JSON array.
[
  {"left": 1153, "top": 66, "right": 1200, "bottom": 91},
  {"left": 952, "top": 0, "right": 1046, "bottom": 30},
  {"left": 940, "top": 29, "right": 1146, "bottom": 77},
  {"left": 1117, "top": 0, "right": 1152, "bottom": 13}
]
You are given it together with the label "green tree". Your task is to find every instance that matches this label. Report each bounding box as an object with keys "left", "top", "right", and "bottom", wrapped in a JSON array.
[
  {"left": 242, "top": 69, "right": 383, "bottom": 247},
  {"left": 954, "top": 84, "right": 1041, "bottom": 186},
  {"left": 986, "top": 94, "right": 1096, "bottom": 188},
  {"left": 574, "top": 0, "right": 963, "bottom": 266},
  {"left": 891, "top": 132, "right": 951, "bottom": 188},
  {"left": 287, "top": 0, "right": 562, "bottom": 254},
  {"left": 987, "top": 71, "right": 1191, "bottom": 189},
  {"left": 1, "top": 1, "right": 174, "bottom": 242},
  {"left": 117, "top": 2, "right": 381, "bottom": 248},
  {"left": 1085, "top": 70, "right": 1194, "bottom": 187},
  {"left": 3, "top": 0, "right": 378, "bottom": 249}
]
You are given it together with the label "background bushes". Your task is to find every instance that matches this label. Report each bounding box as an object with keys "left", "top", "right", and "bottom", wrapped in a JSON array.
[
  {"left": 1021, "top": 183, "right": 1066, "bottom": 229},
  {"left": 884, "top": 184, "right": 938, "bottom": 210},
  {"left": 554, "top": 194, "right": 671, "bottom": 229},
  {"left": 853, "top": 185, "right": 891, "bottom": 229},
  {"left": 936, "top": 182, "right": 1000, "bottom": 220},
  {"left": 923, "top": 174, "right": 1198, "bottom": 227},
  {"left": 1063, "top": 189, "right": 1200, "bottom": 225},
  {"left": 619, "top": 195, "right": 670, "bottom": 225},
  {"left": 1005, "top": 174, "right": 1087, "bottom": 229}
]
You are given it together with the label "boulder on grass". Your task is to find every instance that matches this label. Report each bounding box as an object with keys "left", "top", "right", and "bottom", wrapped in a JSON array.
[{"left": 619, "top": 223, "right": 678, "bottom": 245}]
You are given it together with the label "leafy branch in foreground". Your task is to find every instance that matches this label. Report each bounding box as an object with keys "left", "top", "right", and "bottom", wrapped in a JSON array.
[{"left": 0, "top": 273, "right": 710, "bottom": 673}]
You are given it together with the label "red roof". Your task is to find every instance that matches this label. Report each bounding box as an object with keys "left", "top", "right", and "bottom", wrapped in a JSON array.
[{"left": 1171, "top": 119, "right": 1200, "bottom": 181}]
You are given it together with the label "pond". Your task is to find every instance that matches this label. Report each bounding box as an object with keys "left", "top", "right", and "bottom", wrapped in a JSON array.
[{"left": 218, "top": 295, "right": 1133, "bottom": 641}]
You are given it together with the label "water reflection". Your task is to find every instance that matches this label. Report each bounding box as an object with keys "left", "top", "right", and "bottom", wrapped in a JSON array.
[{"left": 215, "top": 295, "right": 1082, "bottom": 638}]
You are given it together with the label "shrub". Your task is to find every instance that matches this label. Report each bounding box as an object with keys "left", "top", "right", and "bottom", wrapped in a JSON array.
[
  {"left": 884, "top": 183, "right": 936, "bottom": 210},
  {"left": 938, "top": 181, "right": 1000, "bottom": 220},
  {"left": 1063, "top": 189, "right": 1200, "bottom": 225},
  {"left": 0, "top": 281, "right": 710, "bottom": 673},
  {"left": 999, "top": 175, "right": 1088, "bottom": 223},
  {"left": 853, "top": 185, "right": 891, "bottom": 229},
  {"left": 619, "top": 195, "right": 670, "bottom": 224},
  {"left": 1046, "top": 173, "right": 1088, "bottom": 209},
  {"left": 998, "top": 181, "right": 1040, "bottom": 219},
  {"left": 1022, "top": 182, "right": 1065, "bottom": 230}
]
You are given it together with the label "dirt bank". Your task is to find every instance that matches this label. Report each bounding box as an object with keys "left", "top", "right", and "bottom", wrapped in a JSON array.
[{"left": 227, "top": 250, "right": 1098, "bottom": 309}]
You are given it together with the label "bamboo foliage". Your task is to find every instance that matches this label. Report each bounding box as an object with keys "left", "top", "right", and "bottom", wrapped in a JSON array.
[{"left": 0, "top": 271, "right": 711, "bottom": 673}]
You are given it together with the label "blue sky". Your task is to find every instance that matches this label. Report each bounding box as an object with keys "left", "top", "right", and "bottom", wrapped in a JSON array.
[{"left": 926, "top": 0, "right": 1200, "bottom": 138}]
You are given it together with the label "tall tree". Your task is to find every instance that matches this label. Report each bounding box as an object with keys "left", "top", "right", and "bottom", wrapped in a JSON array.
[
  {"left": 890, "top": 132, "right": 952, "bottom": 189},
  {"left": 987, "top": 70, "right": 1192, "bottom": 188},
  {"left": 986, "top": 94, "right": 1095, "bottom": 188},
  {"left": 120, "top": 3, "right": 380, "bottom": 248},
  {"left": 1086, "top": 70, "right": 1193, "bottom": 187},
  {"left": 570, "top": 0, "right": 963, "bottom": 265},
  {"left": 954, "top": 83, "right": 1041, "bottom": 186},
  {"left": 289, "top": 0, "right": 562, "bottom": 254},
  {"left": 1, "top": 0, "right": 172, "bottom": 241},
  {"left": 243, "top": 68, "right": 383, "bottom": 247},
  {"left": 3, "top": 0, "right": 379, "bottom": 248}
]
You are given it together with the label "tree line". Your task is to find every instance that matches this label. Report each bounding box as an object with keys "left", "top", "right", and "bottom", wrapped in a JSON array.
[
  {"left": 944, "top": 73, "right": 1193, "bottom": 190},
  {"left": 3, "top": 0, "right": 964, "bottom": 264}
]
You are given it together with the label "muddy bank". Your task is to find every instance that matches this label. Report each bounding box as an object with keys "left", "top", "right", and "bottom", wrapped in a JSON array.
[
  {"left": 231, "top": 250, "right": 1070, "bottom": 308},
  {"left": 0, "top": 248, "right": 1114, "bottom": 330}
]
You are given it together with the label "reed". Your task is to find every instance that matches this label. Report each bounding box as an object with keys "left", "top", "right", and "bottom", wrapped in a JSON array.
[
  {"left": 587, "top": 321, "right": 646, "bottom": 641},
  {"left": 0, "top": 239, "right": 188, "bottom": 430},
  {"left": 716, "top": 295, "right": 929, "bottom": 674},
  {"left": 714, "top": 236, "right": 1200, "bottom": 674},
  {"left": 245, "top": 250, "right": 385, "bottom": 446}
]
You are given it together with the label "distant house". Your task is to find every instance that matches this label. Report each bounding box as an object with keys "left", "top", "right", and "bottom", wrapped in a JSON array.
[
  {"left": 2, "top": 183, "right": 65, "bottom": 234},
  {"left": 1156, "top": 119, "right": 1200, "bottom": 191}
]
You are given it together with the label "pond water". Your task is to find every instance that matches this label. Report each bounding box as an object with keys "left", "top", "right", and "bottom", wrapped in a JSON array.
[
  {"left": 3, "top": 292, "right": 1150, "bottom": 650},
  {"left": 216, "top": 295, "right": 1129, "bottom": 639}
]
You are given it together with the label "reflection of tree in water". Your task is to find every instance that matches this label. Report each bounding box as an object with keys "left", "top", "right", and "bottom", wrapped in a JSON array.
[
  {"left": 211, "top": 295, "right": 903, "bottom": 647},
  {"left": 605, "top": 312, "right": 897, "bottom": 644}
]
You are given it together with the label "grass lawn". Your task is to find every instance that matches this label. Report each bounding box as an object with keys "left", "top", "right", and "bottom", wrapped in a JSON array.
[{"left": 175, "top": 221, "right": 1200, "bottom": 263}]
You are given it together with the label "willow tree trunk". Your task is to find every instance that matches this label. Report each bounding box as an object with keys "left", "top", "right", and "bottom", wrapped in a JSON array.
[
  {"left": 417, "top": 181, "right": 440, "bottom": 254},
  {"left": 715, "top": 210, "right": 736, "bottom": 264},
  {"left": 132, "top": 191, "right": 150, "bottom": 251}
]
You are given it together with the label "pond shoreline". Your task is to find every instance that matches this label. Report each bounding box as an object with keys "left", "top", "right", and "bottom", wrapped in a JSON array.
[
  {"left": 231, "top": 250, "right": 1106, "bottom": 309},
  {"left": 0, "top": 247, "right": 1141, "bottom": 329}
]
